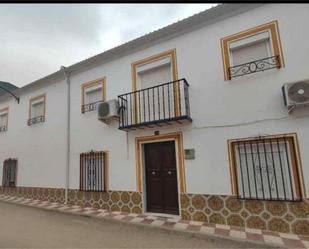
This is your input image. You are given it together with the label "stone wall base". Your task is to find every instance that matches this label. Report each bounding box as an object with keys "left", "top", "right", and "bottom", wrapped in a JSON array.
[{"left": 0, "top": 187, "right": 308, "bottom": 236}]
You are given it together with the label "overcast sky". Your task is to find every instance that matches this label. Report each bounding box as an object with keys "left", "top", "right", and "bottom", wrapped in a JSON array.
[{"left": 0, "top": 4, "right": 217, "bottom": 87}]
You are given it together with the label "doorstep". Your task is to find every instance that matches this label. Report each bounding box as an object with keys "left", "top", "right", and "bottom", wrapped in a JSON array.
[{"left": 0, "top": 194, "right": 308, "bottom": 249}]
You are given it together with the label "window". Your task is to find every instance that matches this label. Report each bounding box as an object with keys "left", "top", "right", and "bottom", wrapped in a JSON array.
[
  {"left": 0, "top": 108, "right": 9, "bottom": 132},
  {"left": 2, "top": 159, "right": 17, "bottom": 187},
  {"left": 28, "top": 94, "right": 46, "bottom": 126},
  {"left": 81, "top": 78, "right": 106, "bottom": 113},
  {"left": 221, "top": 21, "right": 284, "bottom": 80},
  {"left": 80, "top": 151, "right": 108, "bottom": 191},
  {"left": 228, "top": 134, "right": 304, "bottom": 201}
]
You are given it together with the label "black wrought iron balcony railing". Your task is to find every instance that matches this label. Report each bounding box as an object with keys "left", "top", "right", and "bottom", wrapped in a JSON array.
[
  {"left": 118, "top": 78, "right": 191, "bottom": 130},
  {"left": 0, "top": 125, "right": 7, "bottom": 132},
  {"left": 27, "top": 115, "right": 45, "bottom": 126},
  {"left": 81, "top": 101, "right": 103, "bottom": 113},
  {"left": 228, "top": 55, "right": 281, "bottom": 79}
]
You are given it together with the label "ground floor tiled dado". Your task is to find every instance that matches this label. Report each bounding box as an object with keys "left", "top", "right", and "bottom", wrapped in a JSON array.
[{"left": 1, "top": 186, "right": 308, "bottom": 237}]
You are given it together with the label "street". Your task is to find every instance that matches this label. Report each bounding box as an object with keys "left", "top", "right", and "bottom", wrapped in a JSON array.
[{"left": 0, "top": 201, "right": 275, "bottom": 248}]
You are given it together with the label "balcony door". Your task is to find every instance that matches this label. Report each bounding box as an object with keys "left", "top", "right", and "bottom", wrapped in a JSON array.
[{"left": 137, "top": 60, "right": 174, "bottom": 123}]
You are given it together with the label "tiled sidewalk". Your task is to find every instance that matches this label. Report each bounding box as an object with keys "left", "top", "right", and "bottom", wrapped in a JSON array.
[{"left": 1, "top": 194, "right": 308, "bottom": 248}]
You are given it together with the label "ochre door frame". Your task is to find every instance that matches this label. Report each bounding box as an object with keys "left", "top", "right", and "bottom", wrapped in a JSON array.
[
  {"left": 135, "top": 131, "right": 186, "bottom": 193},
  {"left": 131, "top": 49, "right": 180, "bottom": 123}
]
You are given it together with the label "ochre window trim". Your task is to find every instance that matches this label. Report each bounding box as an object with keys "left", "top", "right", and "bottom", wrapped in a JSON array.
[
  {"left": 227, "top": 133, "right": 306, "bottom": 200},
  {"left": 0, "top": 107, "right": 9, "bottom": 132},
  {"left": 81, "top": 77, "right": 106, "bottom": 113},
  {"left": 221, "top": 20, "right": 285, "bottom": 80},
  {"left": 135, "top": 131, "right": 186, "bottom": 193},
  {"left": 28, "top": 94, "right": 46, "bottom": 119},
  {"left": 131, "top": 49, "right": 180, "bottom": 123}
]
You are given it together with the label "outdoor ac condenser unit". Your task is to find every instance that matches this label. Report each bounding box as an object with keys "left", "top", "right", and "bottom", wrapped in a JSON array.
[
  {"left": 282, "top": 80, "right": 309, "bottom": 108},
  {"left": 98, "top": 99, "right": 119, "bottom": 124}
]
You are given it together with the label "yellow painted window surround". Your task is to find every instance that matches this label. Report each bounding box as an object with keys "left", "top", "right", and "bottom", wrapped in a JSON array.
[
  {"left": 227, "top": 133, "right": 306, "bottom": 201},
  {"left": 28, "top": 94, "right": 46, "bottom": 120},
  {"left": 221, "top": 20, "right": 285, "bottom": 80},
  {"left": 81, "top": 77, "right": 106, "bottom": 113}
]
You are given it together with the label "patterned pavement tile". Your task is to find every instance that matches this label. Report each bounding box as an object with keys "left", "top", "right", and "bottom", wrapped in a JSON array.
[
  {"left": 187, "top": 224, "right": 201, "bottom": 232},
  {"left": 263, "top": 235, "right": 285, "bottom": 246},
  {"left": 200, "top": 226, "right": 215, "bottom": 235},
  {"left": 215, "top": 228, "right": 230, "bottom": 236},
  {"left": 230, "top": 230, "right": 247, "bottom": 239},
  {"left": 246, "top": 232, "right": 264, "bottom": 242},
  {"left": 281, "top": 238, "right": 306, "bottom": 248}
]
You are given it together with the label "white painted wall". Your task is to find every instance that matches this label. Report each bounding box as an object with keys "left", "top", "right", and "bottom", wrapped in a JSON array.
[
  {"left": 0, "top": 79, "right": 67, "bottom": 188},
  {"left": 0, "top": 4, "right": 308, "bottom": 197}
]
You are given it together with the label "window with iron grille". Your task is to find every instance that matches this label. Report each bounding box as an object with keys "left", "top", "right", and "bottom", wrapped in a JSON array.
[
  {"left": 80, "top": 151, "right": 107, "bottom": 191},
  {"left": 2, "top": 159, "right": 17, "bottom": 187},
  {"left": 229, "top": 135, "right": 303, "bottom": 201}
]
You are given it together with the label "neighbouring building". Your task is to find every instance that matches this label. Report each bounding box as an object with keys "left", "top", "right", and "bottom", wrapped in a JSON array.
[{"left": 0, "top": 4, "right": 309, "bottom": 236}]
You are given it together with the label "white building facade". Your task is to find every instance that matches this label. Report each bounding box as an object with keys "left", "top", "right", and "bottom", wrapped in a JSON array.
[{"left": 0, "top": 4, "right": 309, "bottom": 235}]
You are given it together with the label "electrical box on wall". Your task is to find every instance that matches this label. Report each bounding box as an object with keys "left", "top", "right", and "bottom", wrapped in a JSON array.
[{"left": 184, "top": 149, "right": 195, "bottom": 160}]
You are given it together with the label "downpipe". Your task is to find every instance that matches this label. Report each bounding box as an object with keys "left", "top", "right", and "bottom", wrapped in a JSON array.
[{"left": 61, "top": 66, "right": 70, "bottom": 205}]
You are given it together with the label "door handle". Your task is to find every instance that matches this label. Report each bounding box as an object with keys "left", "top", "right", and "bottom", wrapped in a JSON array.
[
  {"left": 152, "top": 171, "right": 156, "bottom": 175},
  {"left": 167, "top": 171, "right": 172, "bottom": 175}
]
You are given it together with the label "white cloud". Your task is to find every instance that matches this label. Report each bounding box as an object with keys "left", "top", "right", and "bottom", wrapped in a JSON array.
[{"left": 0, "top": 4, "right": 217, "bottom": 87}]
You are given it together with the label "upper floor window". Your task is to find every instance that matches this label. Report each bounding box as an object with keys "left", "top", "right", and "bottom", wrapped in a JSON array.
[
  {"left": 2, "top": 159, "right": 17, "bottom": 187},
  {"left": 228, "top": 134, "right": 304, "bottom": 202},
  {"left": 221, "top": 21, "right": 284, "bottom": 80},
  {"left": 0, "top": 107, "right": 9, "bottom": 132},
  {"left": 28, "top": 94, "right": 46, "bottom": 126},
  {"left": 81, "top": 78, "right": 106, "bottom": 113}
]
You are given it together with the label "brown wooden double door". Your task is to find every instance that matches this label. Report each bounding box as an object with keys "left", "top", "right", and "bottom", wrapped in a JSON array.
[{"left": 144, "top": 141, "right": 179, "bottom": 215}]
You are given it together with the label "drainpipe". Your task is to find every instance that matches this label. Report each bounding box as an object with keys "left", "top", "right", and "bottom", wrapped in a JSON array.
[{"left": 61, "top": 66, "right": 70, "bottom": 204}]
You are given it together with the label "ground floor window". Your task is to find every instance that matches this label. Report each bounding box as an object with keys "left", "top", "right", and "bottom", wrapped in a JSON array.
[
  {"left": 228, "top": 134, "right": 303, "bottom": 201},
  {"left": 2, "top": 159, "right": 17, "bottom": 187},
  {"left": 80, "top": 151, "right": 108, "bottom": 191}
]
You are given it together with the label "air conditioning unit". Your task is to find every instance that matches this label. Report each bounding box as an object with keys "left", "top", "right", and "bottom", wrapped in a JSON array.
[
  {"left": 282, "top": 80, "right": 309, "bottom": 108},
  {"left": 98, "top": 99, "right": 119, "bottom": 124}
]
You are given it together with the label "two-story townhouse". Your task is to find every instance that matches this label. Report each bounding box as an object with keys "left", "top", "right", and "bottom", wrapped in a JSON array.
[{"left": 0, "top": 4, "right": 309, "bottom": 236}]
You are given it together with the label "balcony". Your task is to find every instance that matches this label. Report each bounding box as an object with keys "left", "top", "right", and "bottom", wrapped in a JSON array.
[
  {"left": 228, "top": 55, "right": 280, "bottom": 79},
  {"left": 118, "top": 78, "right": 191, "bottom": 130}
]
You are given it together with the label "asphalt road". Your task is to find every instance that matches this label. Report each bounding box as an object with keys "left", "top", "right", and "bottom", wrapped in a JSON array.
[{"left": 0, "top": 201, "right": 276, "bottom": 248}]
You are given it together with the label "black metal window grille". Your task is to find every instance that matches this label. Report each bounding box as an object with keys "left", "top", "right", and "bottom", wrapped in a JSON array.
[
  {"left": 118, "top": 78, "right": 191, "bottom": 130},
  {"left": 0, "top": 125, "right": 7, "bottom": 132},
  {"left": 80, "top": 151, "right": 106, "bottom": 192},
  {"left": 81, "top": 100, "right": 103, "bottom": 113},
  {"left": 228, "top": 55, "right": 280, "bottom": 79},
  {"left": 2, "top": 159, "right": 17, "bottom": 187},
  {"left": 27, "top": 115, "right": 45, "bottom": 126},
  {"left": 232, "top": 136, "right": 301, "bottom": 201}
]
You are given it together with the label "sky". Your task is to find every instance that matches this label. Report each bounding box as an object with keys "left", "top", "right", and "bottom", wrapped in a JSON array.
[{"left": 0, "top": 4, "right": 217, "bottom": 87}]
